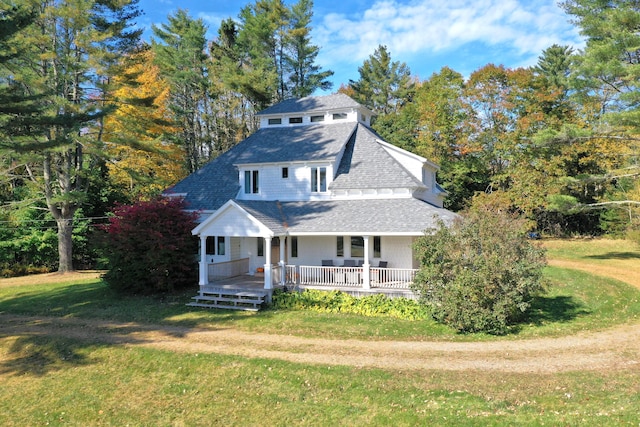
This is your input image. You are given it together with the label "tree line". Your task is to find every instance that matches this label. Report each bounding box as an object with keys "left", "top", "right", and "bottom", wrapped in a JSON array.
[{"left": 0, "top": 0, "right": 638, "bottom": 274}]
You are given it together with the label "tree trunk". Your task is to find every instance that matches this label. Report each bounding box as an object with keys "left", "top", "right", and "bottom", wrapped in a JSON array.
[
  {"left": 56, "top": 218, "right": 74, "bottom": 273},
  {"left": 43, "top": 152, "right": 77, "bottom": 273}
]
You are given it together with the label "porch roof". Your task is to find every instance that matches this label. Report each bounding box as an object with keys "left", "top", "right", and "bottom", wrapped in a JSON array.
[{"left": 228, "top": 198, "right": 458, "bottom": 236}]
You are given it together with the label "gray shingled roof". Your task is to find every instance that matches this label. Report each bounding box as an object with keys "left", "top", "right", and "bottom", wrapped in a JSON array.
[
  {"left": 331, "top": 124, "right": 425, "bottom": 190},
  {"left": 166, "top": 122, "right": 357, "bottom": 211},
  {"left": 257, "top": 93, "right": 362, "bottom": 115},
  {"left": 234, "top": 122, "right": 356, "bottom": 164},
  {"left": 237, "top": 199, "right": 457, "bottom": 235}
]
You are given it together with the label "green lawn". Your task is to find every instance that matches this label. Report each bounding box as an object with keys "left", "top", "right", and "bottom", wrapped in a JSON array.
[{"left": 1, "top": 239, "right": 639, "bottom": 425}]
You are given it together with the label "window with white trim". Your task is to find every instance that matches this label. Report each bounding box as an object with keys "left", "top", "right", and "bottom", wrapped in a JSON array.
[
  {"left": 244, "top": 170, "right": 259, "bottom": 194},
  {"left": 351, "top": 236, "right": 364, "bottom": 258},
  {"left": 336, "top": 236, "right": 344, "bottom": 257},
  {"left": 206, "top": 236, "right": 226, "bottom": 255},
  {"left": 311, "top": 167, "right": 327, "bottom": 192},
  {"left": 374, "top": 236, "right": 381, "bottom": 258},
  {"left": 291, "top": 236, "right": 298, "bottom": 258}
]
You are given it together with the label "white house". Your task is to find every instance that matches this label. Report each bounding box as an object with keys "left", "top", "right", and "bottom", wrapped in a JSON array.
[{"left": 165, "top": 93, "right": 457, "bottom": 305}]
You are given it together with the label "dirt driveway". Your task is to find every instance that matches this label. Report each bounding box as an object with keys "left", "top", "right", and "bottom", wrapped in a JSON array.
[{"left": 1, "top": 270, "right": 639, "bottom": 374}]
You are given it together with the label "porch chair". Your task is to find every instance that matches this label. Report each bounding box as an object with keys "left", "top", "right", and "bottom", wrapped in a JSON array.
[
  {"left": 342, "top": 259, "right": 357, "bottom": 267},
  {"left": 321, "top": 260, "right": 334, "bottom": 283},
  {"left": 375, "top": 261, "right": 388, "bottom": 284}
]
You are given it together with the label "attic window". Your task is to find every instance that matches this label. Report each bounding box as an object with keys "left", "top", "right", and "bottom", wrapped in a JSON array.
[
  {"left": 289, "top": 117, "right": 303, "bottom": 124},
  {"left": 310, "top": 115, "right": 325, "bottom": 122},
  {"left": 332, "top": 112, "right": 347, "bottom": 120},
  {"left": 282, "top": 167, "right": 288, "bottom": 178},
  {"left": 268, "top": 118, "right": 281, "bottom": 125}
]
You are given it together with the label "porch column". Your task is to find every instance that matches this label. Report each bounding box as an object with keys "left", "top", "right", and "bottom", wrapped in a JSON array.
[
  {"left": 362, "top": 235, "right": 371, "bottom": 289},
  {"left": 199, "top": 235, "right": 208, "bottom": 286},
  {"left": 264, "top": 236, "right": 272, "bottom": 289},
  {"left": 279, "top": 237, "right": 286, "bottom": 286}
]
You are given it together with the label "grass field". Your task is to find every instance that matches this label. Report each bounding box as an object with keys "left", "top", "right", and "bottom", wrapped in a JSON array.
[{"left": 0, "top": 239, "right": 639, "bottom": 426}]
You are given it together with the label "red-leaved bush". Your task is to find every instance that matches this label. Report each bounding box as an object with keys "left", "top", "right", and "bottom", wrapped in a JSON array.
[{"left": 102, "top": 197, "right": 198, "bottom": 294}]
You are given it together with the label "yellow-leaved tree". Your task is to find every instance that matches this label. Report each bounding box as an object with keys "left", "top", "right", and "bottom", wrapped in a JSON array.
[{"left": 103, "top": 47, "right": 186, "bottom": 199}]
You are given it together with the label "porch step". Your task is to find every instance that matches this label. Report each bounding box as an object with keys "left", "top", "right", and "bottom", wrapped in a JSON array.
[{"left": 186, "top": 288, "right": 268, "bottom": 311}]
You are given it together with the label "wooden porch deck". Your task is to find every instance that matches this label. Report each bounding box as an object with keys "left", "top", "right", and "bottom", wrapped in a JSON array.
[{"left": 196, "top": 273, "right": 418, "bottom": 300}]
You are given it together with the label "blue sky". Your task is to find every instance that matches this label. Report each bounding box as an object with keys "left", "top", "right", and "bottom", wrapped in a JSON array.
[{"left": 135, "top": 0, "right": 585, "bottom": 91}]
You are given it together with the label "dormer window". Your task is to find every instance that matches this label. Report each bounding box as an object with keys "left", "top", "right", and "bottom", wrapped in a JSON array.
[
  {"left": 311, "top": 167, "right": 327, "bottom": 192},
  {"left": 244, "top": 170, "right": 259, "bottom": 194},
  {"left": 310, "top": 115, "right": 325, "bottom": 122},
  {"left": 268, "top": 118, "right": 281, "bottom": 125},
  {"left": 333, "top": 112, "right": 347, "bottom": 120},
  {"left": 289, "top": 117, "right": 303, "bottom": 124}
]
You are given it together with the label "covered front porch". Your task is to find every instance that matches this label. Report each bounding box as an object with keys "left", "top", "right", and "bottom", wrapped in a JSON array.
[
  {"left": 196, "top": 258, "right": 418, "bottom": 298},
  {"left": 189, "top": 200, "right": 422, "bottom": 308}
]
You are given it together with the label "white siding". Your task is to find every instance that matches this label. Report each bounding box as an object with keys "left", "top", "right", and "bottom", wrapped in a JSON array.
[
  {"left": 285, "top": 235, "right": 415, "bottom": 269},
  {"left": 238, "top": 163, "right": 334, "bottom": 201},
  {"left": 380, "top": 236, "right": 415, "bottom": 269},
  {"left": 258, "top": 109, "right": 361, "bottom": 128},
  {"left": 198, "top": 205, "right": 271, "bottom": 237}
]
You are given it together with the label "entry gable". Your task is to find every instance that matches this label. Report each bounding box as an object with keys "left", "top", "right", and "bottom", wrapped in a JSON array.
[{"left": 192, "top": 200, "right": 274, "bottom": 238}]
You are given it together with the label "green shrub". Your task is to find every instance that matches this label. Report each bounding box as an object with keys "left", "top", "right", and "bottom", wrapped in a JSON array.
[
  {"left": 412, "top": 204, "right": 547, "bottom": 334},
  {"left": 270, "top": 289, "right": 428, "bottom": 320}
]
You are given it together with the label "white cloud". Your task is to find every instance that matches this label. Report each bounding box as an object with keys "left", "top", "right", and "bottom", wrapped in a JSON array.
[{"left": 313, "top": 0, "right": 584, "bottom": 81}]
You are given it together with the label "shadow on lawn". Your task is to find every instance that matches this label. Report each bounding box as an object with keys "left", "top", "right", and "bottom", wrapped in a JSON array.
[
  {"left": 525, "top": 294, "right": 590, "bottom": 325},
  {"left": 585, "top": 251, "right": 640, "bottom": 260},
  {"left": 0, "top": 335, "right": 98, "bottom": 377},
  {"left": 0, "top": 279, "right": 254, "bottom": 376}
]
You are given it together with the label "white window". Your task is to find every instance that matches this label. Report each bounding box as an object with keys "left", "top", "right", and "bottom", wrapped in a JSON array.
[
  {"left": 333, "top": 112, "right": 347, "bottom": 120},
  {"left": 206, "top": 236, "right": 226, "bottom": 255},
  {"left": 268, "top": 118, "right": 281, "bottom": 125},
  {"left": 289, "top": 117, "right": 303, "bottom": 124},
  {"left": 311, "top": 167, "right": 327, "bottom": 192},
  {"left": 244, "top": 170, "right": 259, "bottom": 194},
  {"left": 310, "top": 115, "right": 325, "bottom": 122}
]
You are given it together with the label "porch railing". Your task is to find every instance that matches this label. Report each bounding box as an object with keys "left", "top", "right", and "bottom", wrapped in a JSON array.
[
  {"left": 296, "top": 265, "right": 417, "bottom": 289},
  {"left": 207, "top": 258, "right": 250, "bottom": 281},
  {"left": 271, "top": 263, "right": 282, "bottom": 287},
  {"left": 370, "top": 267, "right": 418, "bottom": 289}
]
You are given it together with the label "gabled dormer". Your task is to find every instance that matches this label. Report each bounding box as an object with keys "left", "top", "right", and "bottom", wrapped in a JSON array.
[{"left": 257, "top": 93, "right": 373, "bottom": 128}]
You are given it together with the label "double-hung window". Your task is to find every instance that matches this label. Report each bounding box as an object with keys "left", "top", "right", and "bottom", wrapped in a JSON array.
[
  {"left": 244, "top": 170, "right": 259, "bottom": 194},
  {"left": 311, "top": 167, "right": 327, "bottom": 192},
  {"left": 206, "top": 236, "right": 225, "bottom": 255}
]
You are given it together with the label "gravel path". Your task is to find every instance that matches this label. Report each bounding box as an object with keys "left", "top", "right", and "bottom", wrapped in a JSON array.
[
  {"left": 1, "top": 266, "right": 639, "bottom": 374},
  {"left": 1, "top": 313, "right": 638, "bottom": 373}
]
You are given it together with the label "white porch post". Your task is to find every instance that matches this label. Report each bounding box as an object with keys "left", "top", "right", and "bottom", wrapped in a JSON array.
[
  {"left": 199, "top": 235, "right": 208, "bottom": 286},
  {"left": 279, "top": 237, "right": 286, "bottom": 286},
  {"left": 264, "top": 236, "right": 272, "bottom": 289},
  {"left": 362, "top": 235, "right": 371, "bottom": 289}
]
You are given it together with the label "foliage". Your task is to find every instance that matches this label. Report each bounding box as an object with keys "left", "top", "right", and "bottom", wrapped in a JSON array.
[
  {"left": 102, "top": 197, "right": 198, "bottom": 295},
  {"left": 0, "top": 0, "right": 143, "bottom": 272},
  {"left": 103, "top": 47, "right": 185, "bottom": 199},
  {"left": 270, "top": 289, "right": 429, "bottom": 320},
  {"left": 412, "top": 202, "right": 547, "bottom": 334},
  {"left": 224, "top": 0, "right": 333, "bottom": 108},
  {"left": 152, "top": 9, "right": 213, "bottom": 173},
  {"left": 271, "top": 289, "right": 428, "bottom": 320},
  {"left": 347, "top": 45, "right": 414, "bottom": 115}
]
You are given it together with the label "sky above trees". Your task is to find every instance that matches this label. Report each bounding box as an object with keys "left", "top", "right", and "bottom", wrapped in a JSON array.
[{"left": 136, "top": 0, "right": 585, "bottom": 89}]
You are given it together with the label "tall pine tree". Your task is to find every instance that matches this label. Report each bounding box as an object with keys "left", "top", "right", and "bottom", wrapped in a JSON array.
[{"left": 0, "top": 0, "right": 142, "bottom": 272}]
